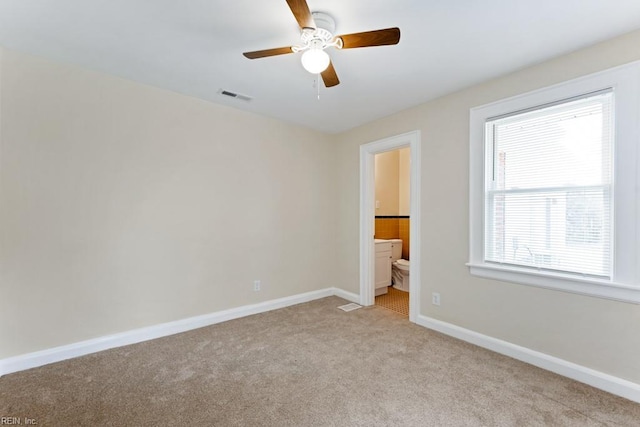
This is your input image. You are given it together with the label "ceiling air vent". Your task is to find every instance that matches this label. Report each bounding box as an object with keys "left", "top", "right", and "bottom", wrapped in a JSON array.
[{"left": 218, "top": 89, "right": 252, "bottom": 102}]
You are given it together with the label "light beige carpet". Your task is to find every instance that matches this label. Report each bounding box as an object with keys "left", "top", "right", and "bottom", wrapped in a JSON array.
[{"left": 1, "top": 296, "right": 639, "bottom": 426}]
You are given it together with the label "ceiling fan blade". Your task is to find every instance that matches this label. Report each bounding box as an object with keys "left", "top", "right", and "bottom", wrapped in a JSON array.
[
  {"left": 321, "top": 61, "right": 340, "bottom": 88},
  {"left": 243, "top": 46, "right": 293, "bottom": 59},
  {"left": 338, "top": 27, "right": 401, "bottom": 49},
  {"left": 286, "top": 0, "right": 316, "bottom": 29}
]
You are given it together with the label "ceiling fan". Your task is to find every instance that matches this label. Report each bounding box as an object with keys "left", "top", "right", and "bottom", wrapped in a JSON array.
[{"left": 243, "top": 0, "right": 401, "bottom": 88}]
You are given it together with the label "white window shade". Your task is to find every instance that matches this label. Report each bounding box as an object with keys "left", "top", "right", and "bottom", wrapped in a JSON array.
[{"left": 484, "top": 91, "right": 613, "bottom": 278}]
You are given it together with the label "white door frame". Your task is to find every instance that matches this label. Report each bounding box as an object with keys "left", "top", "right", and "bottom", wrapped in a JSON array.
[{"left": 360, "top": 130, "right": 421, "bottom": 323}]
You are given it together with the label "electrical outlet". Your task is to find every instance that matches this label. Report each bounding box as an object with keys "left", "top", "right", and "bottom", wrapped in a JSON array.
[
  {"left": 432, "top": 292, "right": 441, "bottom": 306},
  {"left": 253, "top": 280, "right": 261, "bottom": 291}
]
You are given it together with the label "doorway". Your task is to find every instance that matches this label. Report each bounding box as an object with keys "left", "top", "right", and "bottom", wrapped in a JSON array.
[{"left": 359, "top": 131, "right": 421, "bottom": 323}]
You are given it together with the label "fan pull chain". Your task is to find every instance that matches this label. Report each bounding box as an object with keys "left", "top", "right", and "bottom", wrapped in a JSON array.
[{"left": 312, "top": 75, "right": 321, "bottom": 100}]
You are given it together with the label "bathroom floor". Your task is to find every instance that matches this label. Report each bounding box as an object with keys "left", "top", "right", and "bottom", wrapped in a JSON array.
[{"left": 375, "top": 287, "right": 409, "bottom": 317}]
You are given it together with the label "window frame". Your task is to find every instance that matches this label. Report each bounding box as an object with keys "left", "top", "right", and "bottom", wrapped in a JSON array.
[
  {"left": 484, "top": 90, "right": 614, "bottom": 278},
  {"left": 468, "top": 62, "right": 640, "bottom": 304}
]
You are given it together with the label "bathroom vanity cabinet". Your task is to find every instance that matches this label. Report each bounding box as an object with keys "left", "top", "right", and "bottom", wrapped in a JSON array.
[{"left": 374, "top": 239, "right": 392, "bottom": 296}]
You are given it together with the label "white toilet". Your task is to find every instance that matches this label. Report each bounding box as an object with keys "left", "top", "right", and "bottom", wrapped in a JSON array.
[{"left": 390, "top": 239, "right": 410, "bottom": 292}]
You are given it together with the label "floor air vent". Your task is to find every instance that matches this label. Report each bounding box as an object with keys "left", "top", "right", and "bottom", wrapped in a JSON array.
[
  {"left": 338, "top": 303, "right": 362, "bottom": 312},
  {"left": 218, "top": 89, "right": 252, "bottom": 102}
]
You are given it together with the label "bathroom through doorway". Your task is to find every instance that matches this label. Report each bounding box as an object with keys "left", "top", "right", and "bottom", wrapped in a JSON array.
[
  {"left": 359, "top": 131, "right": 421, "bottom": 323},
  {"left": 374, "top": 148, "right": 410, "bottom": 316}
]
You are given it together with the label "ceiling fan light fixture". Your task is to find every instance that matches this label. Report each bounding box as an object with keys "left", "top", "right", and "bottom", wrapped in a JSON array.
[
  {"left": 301, "top": 48, "right": 330, "bottom": 74},
  {"left": 242, "top": 1, "right": 401, "bottom": 88}
]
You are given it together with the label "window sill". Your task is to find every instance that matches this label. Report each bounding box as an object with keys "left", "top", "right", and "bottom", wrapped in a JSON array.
[{"left": 467, "top": 262, "right": 640, "bottom": 304}]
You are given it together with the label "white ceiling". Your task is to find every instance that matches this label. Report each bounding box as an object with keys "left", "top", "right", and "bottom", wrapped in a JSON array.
[{"left": 1, "top": 1, "right": 640, "bottom": 133}]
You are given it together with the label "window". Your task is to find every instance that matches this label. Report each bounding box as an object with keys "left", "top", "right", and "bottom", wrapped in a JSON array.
[
  {"left": 485, "top": 91, "right": 613, "bottom": 278},
  {"left": 469, "top": 63, "right": 640, "bottom": 303}
]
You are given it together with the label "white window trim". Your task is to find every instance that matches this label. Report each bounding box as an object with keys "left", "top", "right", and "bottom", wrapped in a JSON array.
[{"left": 469, "top": 61, "right": 640, "bottom": 304}]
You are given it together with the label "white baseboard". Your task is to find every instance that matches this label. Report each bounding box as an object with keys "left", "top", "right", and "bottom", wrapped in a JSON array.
[
  {"left": 0, "top": 287, "right": 355, "bottom": 377},
  {"left": 416, "top": 315, "right": 640, "bottom": 404},
  {"left": 332, "top": 288, "right": 360, "bottom": 304}
]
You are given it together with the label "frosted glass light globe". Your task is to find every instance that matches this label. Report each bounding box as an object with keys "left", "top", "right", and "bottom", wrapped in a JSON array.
[{"left": 301, "top": 48, "right": 330, "bottom": 74}]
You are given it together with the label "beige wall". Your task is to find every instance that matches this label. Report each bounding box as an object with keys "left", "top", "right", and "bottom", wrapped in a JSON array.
[
  {"left": 374, "top": 148, "right": 410, "bottom": 216},
  {"left": 0, "top": 48, "right": 338, "bottom": 358},
  {"left": 374, "top": 150, "right": 399, "bottom": 215},
  {"left": 398, "top": 147, "right": 410, "bottom": 216},
  {"left": 335, "top": 30, "right": 640, "bottom": 383}
]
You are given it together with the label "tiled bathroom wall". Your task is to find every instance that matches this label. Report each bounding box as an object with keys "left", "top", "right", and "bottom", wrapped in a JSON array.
[
  {"left": 375, "top": 217, "right": 410, "bottom": 260},
  {"left": 374, "top": 217, "right": 399, "bottom": 240},
  {"left": 399, "top": 218, "right": 410, "bottom": 260}
]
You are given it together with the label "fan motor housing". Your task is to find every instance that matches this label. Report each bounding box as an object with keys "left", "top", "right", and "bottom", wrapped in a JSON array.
[
  {"left": 312, "top": 12, "right": 336, "bottom": 34},
  {"left": 300, "top": 12, "right": 336, "bottom": 45}
]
